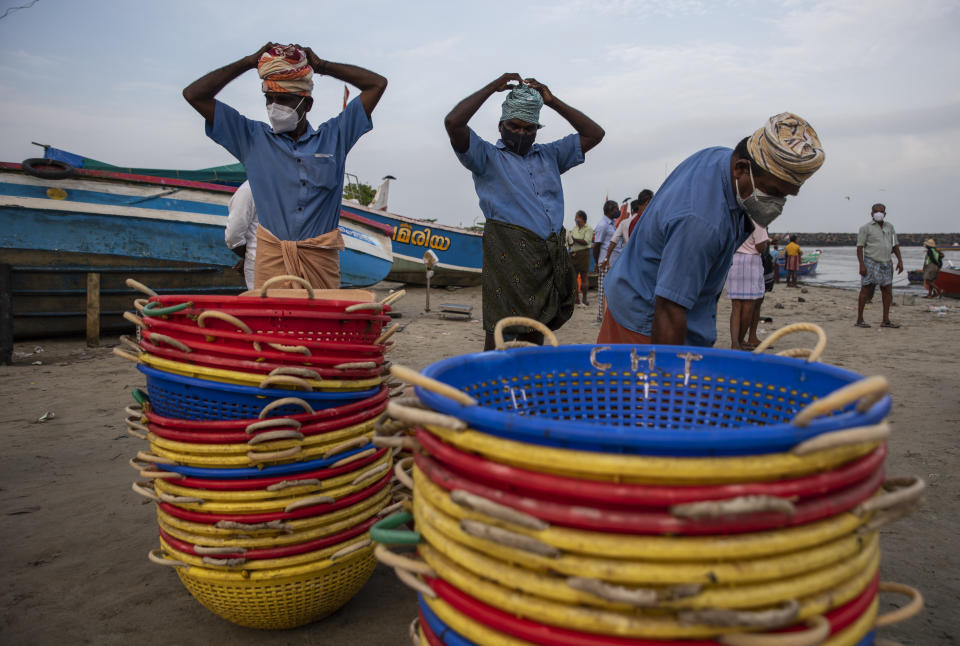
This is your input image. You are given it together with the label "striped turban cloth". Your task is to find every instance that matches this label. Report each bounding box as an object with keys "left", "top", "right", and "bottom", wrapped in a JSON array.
[
  {"left": 257, "top": 45, "right": 313, "bottom": 96},
  {"left": 500, "top": 85, "right": 544, "bottom": 128},
  {"left": 747, "top": 112, "right": 825, "bottom": 186}
]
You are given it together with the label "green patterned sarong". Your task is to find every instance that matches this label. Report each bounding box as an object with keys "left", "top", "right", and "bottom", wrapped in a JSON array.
[{"left": 481, "top": 219, "right": 576, "bottom": 333}]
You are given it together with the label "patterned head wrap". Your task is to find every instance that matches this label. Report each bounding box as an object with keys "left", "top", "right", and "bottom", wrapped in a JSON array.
[
  {"left": 258, "top": 45, "right": 313, "bottom": 96},
  {"left": 500, "top": 85, "right": 544, "bottom": 128},
  {"left": 747, "top": 112, "right": 825, "bottom": 186}
]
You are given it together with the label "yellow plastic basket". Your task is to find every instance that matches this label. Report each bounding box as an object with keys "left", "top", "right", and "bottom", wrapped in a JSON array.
[
  {"left": 156, "top": 486, "right": 392, "bottom": 546},
  {"left": 138, "top": 352, "right": 381, "bottom": 391},
  {"left": 414, "top": 464, "right": 871, "bottom": 561},
  {"left": 153, "top": 541, "right": 376, "bottom": 629},
  {"left": 152, "top": 450, "right": 391, "bottom": 502},
  {"left": 147, "top": 430, "right": 375, "bottom": 467},
  {"left": 424, "top": 424, "right": 880, "bottom": 485}
]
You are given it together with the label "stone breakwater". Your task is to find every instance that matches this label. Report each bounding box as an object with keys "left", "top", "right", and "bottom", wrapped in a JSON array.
[{"left": 769, "top": 232, "right": 960, "bottom": 246}]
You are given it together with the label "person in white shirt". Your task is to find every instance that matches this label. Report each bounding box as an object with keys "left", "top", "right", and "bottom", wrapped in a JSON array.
[{"left": 225, "top": 181, "right": 259, "bottom": 290}]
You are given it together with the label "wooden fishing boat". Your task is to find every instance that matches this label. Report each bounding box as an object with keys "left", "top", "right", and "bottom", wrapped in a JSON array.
[
  {"left": 0, "top": 155, "right": 393, "bottom": 338},
  {"left": 907, "top": 269, "right": 924, "bottom": 285},
  {"left": 776, "top": 249, "right": 821, "bottom": 278},
  {"left": 934, "top": 265, "right": 960, "bottom": 297}
]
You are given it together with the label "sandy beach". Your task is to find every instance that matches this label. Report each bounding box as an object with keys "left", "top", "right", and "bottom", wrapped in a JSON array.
[{"left": 1, "top": 281, "right": 958, "bottom": 645}]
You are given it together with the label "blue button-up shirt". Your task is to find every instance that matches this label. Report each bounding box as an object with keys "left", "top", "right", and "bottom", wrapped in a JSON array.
[
  {"left": 604, "top": 147, "right": 751, "bottom": 347},
  {"left": 594, "top": 216, "right": 616, "bottom": 260},
  {"left": 455, "top": 128, "right": 583, "bottom": 239},
  {"left": 206, "top": 97, "right": 372, "bottom": 241}
]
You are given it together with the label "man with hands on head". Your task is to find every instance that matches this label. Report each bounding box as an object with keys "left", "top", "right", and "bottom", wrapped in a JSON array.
[
  {"left": 183, "top": 42, "right": 387, "bottom": 289},
  {"left": 445, "top": 73, "right": 605, "bottom": 350}
]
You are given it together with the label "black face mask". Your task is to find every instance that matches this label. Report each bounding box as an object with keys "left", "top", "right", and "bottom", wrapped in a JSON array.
[{"left": 500, "top": 128, "right": 536, "bottom": 156}]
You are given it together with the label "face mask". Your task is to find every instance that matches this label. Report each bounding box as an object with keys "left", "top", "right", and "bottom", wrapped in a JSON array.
[
  {"left": 872, "top": 211, "right": 885, "bottom": 223},
  {"left": 500, "top": 127, "right": 536, "bottom": 156},
  {"left": 735, "top": 165, "right": 786, "bottom": 227},
  {"left": 266, "top": 98, "right": 304, "bottom": 134}
]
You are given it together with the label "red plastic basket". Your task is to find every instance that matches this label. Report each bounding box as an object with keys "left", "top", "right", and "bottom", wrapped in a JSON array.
[
  {"left": 415, "top": 451, "right": 884, "bottom": 535},
  {"left": 417, "top": 429, "right": 888, "bottom": 509}
]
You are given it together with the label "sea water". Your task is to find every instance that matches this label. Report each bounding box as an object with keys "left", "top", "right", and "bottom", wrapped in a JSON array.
[{"left": 787, "top": 246, "right": 956, "bottom": 293}]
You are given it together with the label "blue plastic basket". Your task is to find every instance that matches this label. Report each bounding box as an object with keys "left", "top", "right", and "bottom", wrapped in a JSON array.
[
  {"left": 147, "top": 443, "right": 376, "bottom": 479},
  {"left": 419, "top": 595, "right": 474, "bottom": 646},
  {"left": 138, "top": 364, "right": 379, "bottom": 421},
  {"left": 416, "top": 345, "right": 891, "bottom": 457}
]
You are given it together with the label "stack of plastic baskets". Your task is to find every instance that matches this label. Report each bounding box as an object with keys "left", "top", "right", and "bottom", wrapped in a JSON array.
[
  {"left": 118, "top": 276, "right": 404, "bottom": 629},
  {"left": 373, "top": 319, "right": 925, "bottom": 646}
]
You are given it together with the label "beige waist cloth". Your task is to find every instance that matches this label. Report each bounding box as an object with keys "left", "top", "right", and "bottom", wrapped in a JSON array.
[{"left": 254, "top": 225, "right": 344, "bottom": 290}]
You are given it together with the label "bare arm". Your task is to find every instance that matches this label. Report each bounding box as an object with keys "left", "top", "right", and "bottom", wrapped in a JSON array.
[
  {"left": 444, "top": 73, "right": 523, "bottom": 153},
  {"left": 524, "top": 79, "right": 605, "bottom": 153},
  {"left": 857, "top": 246, "right": 866, "bottom": 276},
  {"left": 651, "top": 297, "right": 687, "bottom": 345},
  {"left": 302, "top": 47, "right": 387, "bottom": 118},
  {"left": 183, "top": 43, "right": 273, "bottom": 124},
  {"left": 892, "top": 245, "right": 903, "bottom": 273}
]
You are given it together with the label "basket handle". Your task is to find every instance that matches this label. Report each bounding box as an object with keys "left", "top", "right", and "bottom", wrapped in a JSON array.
[
  {"left": 670, "top": 495, "right": 796, "bottom": 520},
  {"left": 133, "top": 298, "right": 149, "bottom": 313},
  {"left": 129, "top": 457, "right": 182, "bottom": 480},
  {"left": 146, "top": 333, "right": 191, "bottom": 353},
  {"left": 266, "top": 478, "right": 322, "bottom": 492},
  {"left": 148, "top": 549, "right": 188, "bottom": 568},
  {"left": 268, "top": 366, "right": 321, "bottom": 380},
  {"left": 374, "top": 543, "right": 436, "bottom": 576},
  {"left": 266, "top": 342, "right": 311, "bottom": 356},
  {"left": 112, "top": 347, "right": 142, "bottom": 363},
  {"left": 123, "top": 311, "right": 147, "bottom": 329},
  {"left": 284, "top": 493, "right": 336, "bottom": 513},
  {"left": 370, "top": 511, "right": 422, "bottom": 544},
  {"left": 118, "top": 335, "right": 143, "bottom": 354},
  {"left": 450, "top": 489, "right": 548, "bottom": 530},
  {"left": 566, "top": 577, "right": 659, "bottom": 607},
  {"left": 259, "top": 275, "right": 315, "bottom": 298},
  {"left": 717, "top": 615, "right": 828, "bottom": 646},
  {"left": 154, "top": 488, "right": 205, "bottom": 505},
  {"left": 460, "top": 519, "right": 560, "bottom": 558},
  {"left": 374, "top": 323, "right": 401, "bottom": 346},
  {"left": 131, "top": 481, "right": 159, "bottom": 502},
  {"left": 258, "top": 375, "right": 314, "bottom": 391},
  {"left": 335, "top": 361, "right": 377, "bottom": 370},
  {"left": 855, "top": 476, "right": 925, "bottom": 515},
  {"left": 352, "top": 462, "right": 390, "bottom": 485},
  {"left": 493, "top": 316, "right": 559, "bottom": 350},
  {"left": 258, "top": 397, "right": 314, "bottom": 419},
  {"left": 143, "top": 301, "right": 192, "bottom": 317},
  {"left": 790, "top": 423, "right": 890, "bottom": 455},
  {"left": 345, "top": 302, "right": 384, "bottom": 313},
  {"left": 373, "top": 435, "right": 418, "bottom": 450},
  {"left": 875, "top": 582, "right": 924, "bottom": 627},
  {"left": 386, "top": 399, "right": 468, "bottom": 432},
  {"left": 322, "top": 436, "right": 371, "bottom": 459},
  {"left": 390, "top": 365, "right": 476, "bottom": 407},
  {"left": 246, "top": 446, "right": 302, "bottom": 463},
  {"left": 394, "top": 456, "right": 415, "bottom": 490},
  {"left": 124, "top": 418, "right": 149, "bottom": 440},
  {"left": 193, "top": 545, "right": 248, "bottom": 556},
  {"left": 126, "top": 278, "right": 158, "bottom": 297},
  {"left": 197, "top": 310, "right": 251, "bottom": 333},
  {"left": 409, "top": 617, "right": 420, "bottom": 646},
  {"left": 245, "top": 417, "right": 302, "bottom": 434},
  {"left": 380, "top": 289, "right": 406, "bottom": 306},
  {"left": 752, "top": 323, "right": 827, "bottom": 363},
  {"left": 331, "top": 447, "right": 377, "bottom": 467},
  {"left": 124, "top": 404, "right": 144, "bottom": 419},
  {"left": 246, "top": 429, "right": 305, "bottom": 445},
  {"left": 214, "top": 519, "right": 291, "bottom": 532},
  {"left": 137, "top": 450, "right": 176, "bottom": 465},
  {"left": 790, "top": 376, "right": 889, "bottom": 427},
  {"left": 396, "top": 564, "right": 437, "bottom": 599},
  {"left": 330, "top": 538, "right": 372, "bottom": 560}
]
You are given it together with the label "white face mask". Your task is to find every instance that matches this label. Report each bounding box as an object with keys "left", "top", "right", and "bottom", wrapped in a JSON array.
[
  {"left": 872, "top": 211, "right": 885, "bottom": 223},
  {"left": 735, "top": 165, "right": 786, "bottom": 228},
  {"left": 266, "top": 98, "right": 305, "bottom": 134}
]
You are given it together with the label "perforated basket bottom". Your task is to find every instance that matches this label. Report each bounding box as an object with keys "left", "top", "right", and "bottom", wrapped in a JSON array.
[
  {"left": 176, "top": 551, "right": 376, "bottom": 630},
  {"left": 463, "top": 368, "right": 818, "bottom": 429}
]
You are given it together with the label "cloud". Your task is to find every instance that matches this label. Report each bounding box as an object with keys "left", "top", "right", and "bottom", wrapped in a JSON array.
[{"left": 401, "top": 37, "right": 461, "bottom": 59}]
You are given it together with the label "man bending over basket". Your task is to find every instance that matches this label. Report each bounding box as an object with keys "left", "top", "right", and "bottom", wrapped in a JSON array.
[
  {"left": 598, "top": 113, "right": 825, "bottom": 346},
  {"left": 445, "top": 74, "right": 605, "bottom": 350},
  {"left": 184, "top": 43, "right": 387, "bottom": 289}
]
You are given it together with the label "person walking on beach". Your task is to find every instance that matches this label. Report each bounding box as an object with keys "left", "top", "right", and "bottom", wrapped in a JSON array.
[
  {"left": 922, "top": 238, "right": 943, "bottom": 298},
  {"left": 183, "top": 43, "right": 387, "bottom": 289},
  {"left": 725, "top": 223, "right": 769, "bottom": 350},
  {"left": 567, "top": 210, "right": 593, "bottom": 307},
  {"left": 598, "top": 112, "right": 825, "bottom": 346},
  {"left": 855, "top": 203, "right": 903, "bottom": 328},
  {"left": 783, "top": 235, "right": 801, "bottom": 287},
  {"left": 593, "top": 200, "right": 618, "bottom": 322},
  {"left": 445, "top": 74, "right": 604, "bottom": 350},
  {"left": 225, "top": 181, "right": 258, "bottom": 290}
]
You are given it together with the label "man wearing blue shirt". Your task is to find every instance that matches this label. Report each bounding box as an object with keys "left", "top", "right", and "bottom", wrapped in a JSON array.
[
  {"left": 444, "top": 74, "right": 604, "bottom": 350},
  {"left": 183, "top": 43, "right": 386, "bottom": 289},
  {"left": 598, "top": 113, "right": 825, "bottom": 346}
]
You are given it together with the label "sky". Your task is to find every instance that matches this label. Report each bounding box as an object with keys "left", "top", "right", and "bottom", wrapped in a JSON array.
[{"left": 1, "top": 0, "right": 958, "bottom": 234}]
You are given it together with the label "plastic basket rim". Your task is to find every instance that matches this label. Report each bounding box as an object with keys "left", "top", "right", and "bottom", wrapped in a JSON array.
[
  {"left": 150, "top": 442, "right": 377, "bottom": 478},
  {"left": 417, "top": 344, "right": 891, "bottom": 456}
]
